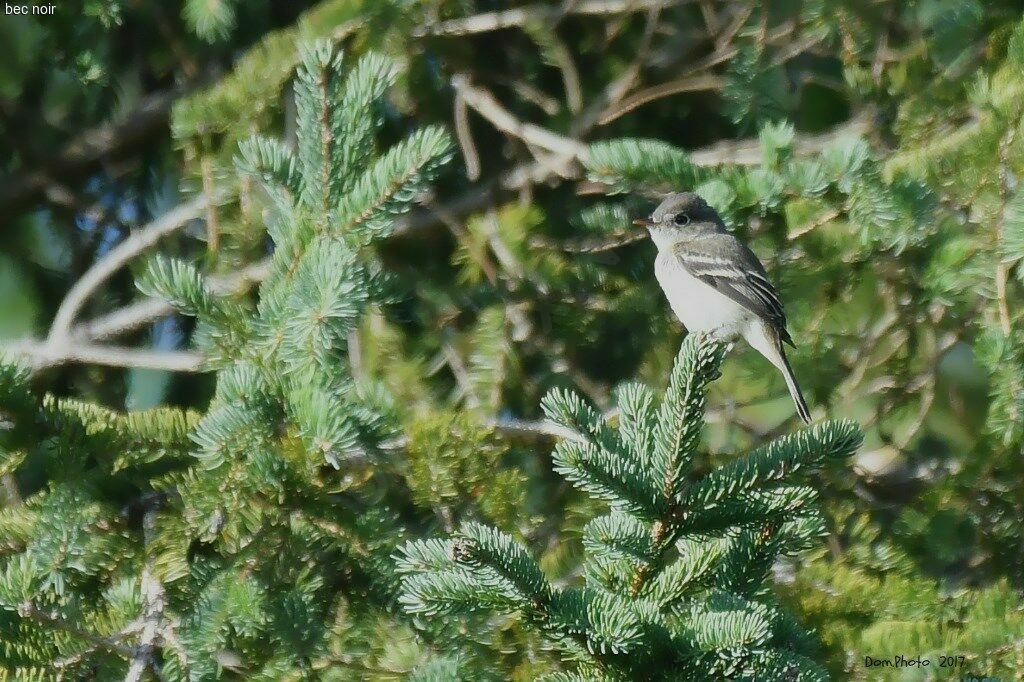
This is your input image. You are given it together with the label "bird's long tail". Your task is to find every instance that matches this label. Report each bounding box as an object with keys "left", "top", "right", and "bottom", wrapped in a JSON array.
[
  {"left": 779, "top": 348, "right": 812, "bottom": 425},
  {"left": 744, "top": 321, "right": 813, "bottom": 425}
]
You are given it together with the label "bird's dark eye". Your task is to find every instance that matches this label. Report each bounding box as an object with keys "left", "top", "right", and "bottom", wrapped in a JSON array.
[{"left": 674, "top": 213, "right": 691, "bottom": 226}]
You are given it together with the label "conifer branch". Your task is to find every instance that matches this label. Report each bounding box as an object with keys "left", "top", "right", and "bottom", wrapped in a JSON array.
[
  {"left": 51, "top": 621, "right": 144, "bottom": 670},
  {"left": 17, "top": 602, "right": 136, "bottom": 659},
  {"left": 399, "top": 335, "right": 859, "bottom": 676},
  {"left": 80, "top": 258, "right": 272, "bottom": 342},
  {"left": 5, "top": 3, "right": 1024, "bottom": 678},
  {"left": 1, "top": 187, "right": 491, "bottom": 374}
]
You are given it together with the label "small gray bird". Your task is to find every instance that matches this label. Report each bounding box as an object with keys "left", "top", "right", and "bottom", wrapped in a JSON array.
[{"left": 634, "top": 192, "right": 812, "bottom": 424}]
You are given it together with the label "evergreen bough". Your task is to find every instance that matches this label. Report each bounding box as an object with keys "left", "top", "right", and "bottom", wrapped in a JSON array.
[
  {"left": 398, "top": 335, "right": 861, "bottom": 680},
  {"left": 0, "top": 39, "right": 452, "bottom": 678}
]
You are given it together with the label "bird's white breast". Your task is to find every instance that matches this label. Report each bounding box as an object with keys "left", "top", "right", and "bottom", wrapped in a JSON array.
[{"left": 654, "top": 250, "right": 751, "bottom": 341}]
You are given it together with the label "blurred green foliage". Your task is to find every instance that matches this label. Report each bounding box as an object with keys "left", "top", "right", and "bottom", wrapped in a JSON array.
[{"left": 2, "top": 0, "right": 1024, "bottom": 679}]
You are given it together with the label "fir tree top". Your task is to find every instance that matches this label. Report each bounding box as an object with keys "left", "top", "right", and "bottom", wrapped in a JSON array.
[{"left": 399, "top": 334, "right": 861, "bottom": 680}]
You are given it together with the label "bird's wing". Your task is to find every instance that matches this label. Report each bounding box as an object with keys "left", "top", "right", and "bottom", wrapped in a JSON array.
[{"left": 672, "top": 234, "right": 794, "bottom": 346}]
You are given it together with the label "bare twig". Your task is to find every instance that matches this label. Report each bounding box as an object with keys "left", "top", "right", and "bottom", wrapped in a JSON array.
[
  {"left": 715, "top": 5, "right": 755, "bottom": 51},
  {"left": 48, "top": 193, "right": 225, "bottom": 342},
  {"left": 769, "top": 28, "right": 831, "bottom": 67},
  {"left": 789, "top": 207, "right": 841, "bottom": 239},
  {"left": 756, "top": 0, "right": 769, "bottom": 48},
  {"left": 158, "top": 619, "right": 189, "bottom": 671},
  {"left": 481, "top": 209, "right": 525, "bottom": 279},
  {"left": 836, "top": 301, "right": 899, "bottom": 398},
  {"left": 452, "top": 74, "right": 587, "bottom": 161},
  {"left": 597, "top": 74, "right": 725, "bottom": 126},
  {"left": 547, "top": 36, "right": 584, "bottom": 114},
  {"left": 1, "top": 186, "right": 501, "bottom": 374},
  {"left": 441, "top": 341, "right": 480, "bottom": 409},
  {"left": 4, "top": 74, "right": 870, "bottom": 376},
  {"left": 414, "top": 0, "right": 690, "bottom": 37},
  {"left": 0, "top": 193, "right": 231, "bottom": 374},
  {"left": 688, "top": 111, "right": 873, "bottom": 166},
  {"left": 200, "top": 155, "right": 221, "bottom": 252},
  {"left": 488, "top": 416, "right": 584, "bottom": 442},
  {"left": 576, "top": 2, "right": 664, "bottom": 131},
  {"left": 489, "top": 406, "right": 621, "bottom": 443},
  {"left": 124, "top": 508, "right": 166, "bottom": 682},
  {"left": 430, "top": 197, "right": 499, "bottom": 285},
  {"left": 454, "top": 89, "right": 482, "bottom": 180},
  {"left": 996, "top": 261, "right": 1013, "bottom": 337},
  {"left": 452, "top": 76, "right": 590, "bottom": 191},
  {"left": 79, "top": 258, "right": 271, "bottom": 342},
  {"left": 676, "top": 17, "right": 798, "bottom": 80},
  {"left": 455, "top": 73, "right": 873, "bottom": 174},
  {"left": 531, "top": 229, "right": 648, "bottom": 253},
  {"left": 497, "top": 76, "right": 561, "bottom": 115},
  {"left": 599, "top": 18, "right": 830, "bottom": 126},
  {"left": 391, "top": 185, "right": 500, "bottom": 238},
  {"left": 698, "top": 0, "right": 719, "bottom": 35},
  {"left": 4, "top": 340, "right": 204, "bottom": 373}
]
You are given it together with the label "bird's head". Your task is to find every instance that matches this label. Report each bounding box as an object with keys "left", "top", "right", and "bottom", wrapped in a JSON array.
[{"left": 633, "top": 192, "right": 723, "bottom": 248}]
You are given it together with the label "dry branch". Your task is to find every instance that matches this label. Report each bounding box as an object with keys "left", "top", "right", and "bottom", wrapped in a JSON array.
[
  {"left": 4, "top": 340, "right": 204, "bottom": 373},
  {"left": 48, "top": 193, "right": 226, "bottom": 342},
  {"left": 414, "top": 0, "right": 691, "bottom": 37}
]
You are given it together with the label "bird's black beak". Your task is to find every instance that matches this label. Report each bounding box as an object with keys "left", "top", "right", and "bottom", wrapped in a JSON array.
[{"left": 633, "top": 218, "right": 654, "bottom": 228}]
